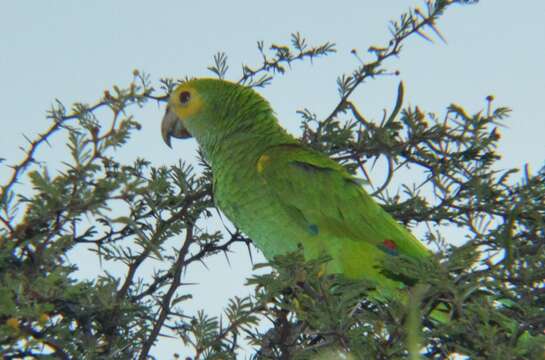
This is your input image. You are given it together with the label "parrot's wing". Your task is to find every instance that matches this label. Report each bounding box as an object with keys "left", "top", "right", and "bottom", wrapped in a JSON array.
[{"left": 257, "top": 144, "right": 430, "bottom": 261}]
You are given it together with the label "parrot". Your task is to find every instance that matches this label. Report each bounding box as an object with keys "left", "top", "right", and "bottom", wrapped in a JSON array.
[
  {"left": 160, "top": 78, "right": 543, "bottom": 352},
  {"left": 161, "top": 78, "right": 430, "bottom": 296}
]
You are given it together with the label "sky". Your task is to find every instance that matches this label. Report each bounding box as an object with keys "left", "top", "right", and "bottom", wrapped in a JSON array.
[{"left": 1, "top": 0, "right": 544, "bottom": 358}]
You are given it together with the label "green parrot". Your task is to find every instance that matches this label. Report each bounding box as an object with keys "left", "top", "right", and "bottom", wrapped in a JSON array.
[
  {"left": 161, "top": 78, "right": 543, "bottom": 352},
  {"left": 161, "top": 78, "right": 429, "bottom": 296}
]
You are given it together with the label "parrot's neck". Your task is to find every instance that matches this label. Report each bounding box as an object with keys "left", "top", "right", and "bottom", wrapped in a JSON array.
[{"left": 199, "top": 117, "right": 297, "bottom": 173}]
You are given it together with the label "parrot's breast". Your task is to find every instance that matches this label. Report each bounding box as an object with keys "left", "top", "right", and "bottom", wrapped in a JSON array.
[{"left": 214, "top": 163, "right": 305, "bottom": 259}]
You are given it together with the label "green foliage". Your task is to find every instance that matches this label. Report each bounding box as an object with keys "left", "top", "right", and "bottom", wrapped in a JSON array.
[{"left": 1, "top": 0, "right": 543, "bottom": 359}]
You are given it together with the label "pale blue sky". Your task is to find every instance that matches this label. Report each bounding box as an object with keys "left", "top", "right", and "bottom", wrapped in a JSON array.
[{"left": 1, "top": 1, "right": 544, "bottom": 358}]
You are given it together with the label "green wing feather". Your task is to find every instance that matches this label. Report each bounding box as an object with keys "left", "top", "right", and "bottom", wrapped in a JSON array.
[{"left": 258, "top": 144, "right": 430, "bottom": 289}]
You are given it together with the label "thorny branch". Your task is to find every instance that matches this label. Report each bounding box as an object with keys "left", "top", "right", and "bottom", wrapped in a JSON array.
[{"left": 2, "top": 1, "right": 543, "bottom": 359}]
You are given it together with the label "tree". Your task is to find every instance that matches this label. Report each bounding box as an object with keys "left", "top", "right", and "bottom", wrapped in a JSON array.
[{"left": 0, "top": 0, "right": 543, "bottom": 358}]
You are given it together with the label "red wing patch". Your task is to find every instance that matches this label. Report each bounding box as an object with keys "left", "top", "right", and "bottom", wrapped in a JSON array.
[
  {"left": 379, "top": 239, "right": 399, "bottom": 256},
  {"left": 383, "top": 239, "right": 397, "bottom": 251}
]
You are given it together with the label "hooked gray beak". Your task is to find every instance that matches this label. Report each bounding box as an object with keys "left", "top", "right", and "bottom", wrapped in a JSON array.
[{"left": 161, "top": 105, "right": 192, "bottom": 147}]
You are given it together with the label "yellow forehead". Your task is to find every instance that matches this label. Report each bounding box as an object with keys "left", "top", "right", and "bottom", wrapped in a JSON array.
[{"left": 170, "top": 83, "right": 204, "bottom": 119}]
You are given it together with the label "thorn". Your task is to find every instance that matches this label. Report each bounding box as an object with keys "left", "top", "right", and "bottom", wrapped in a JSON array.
[
  {"left": 415, "top": 7, "right": 446, "bottom": 44},
  {"left": 371, "top": 155, "right": 380, "bottom": 170},
  {"left": 428, "top": 22, "right": 447, "bottom": 44},
  {"left": 246, "top": 239, "right": 254, "bottom": 266},
  {"left": 198, "top": 258, "right": 210, "bottom": 270},
  {"left": 224, "top": 251, "right": 232, "bottom": 268},
  {"left": 415, "top": 29, "right": 434, "bottom": 43},
  {"left": 215, "top": 207, "right": 235, "bottom": 236}
]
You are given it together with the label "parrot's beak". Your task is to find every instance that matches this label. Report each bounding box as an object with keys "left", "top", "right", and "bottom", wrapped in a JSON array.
[{"left": 161, "top": 105, "right": 192, "bottom": 148}]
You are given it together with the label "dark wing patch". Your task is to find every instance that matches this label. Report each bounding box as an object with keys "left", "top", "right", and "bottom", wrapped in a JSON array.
[{"left": 292, "top": 160, "right": 335, "bottom": 173}]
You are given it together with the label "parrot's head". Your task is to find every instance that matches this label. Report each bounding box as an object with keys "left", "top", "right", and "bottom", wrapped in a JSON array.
[{"left": 161, "top": 78, "right": 273, "bottom": 149}]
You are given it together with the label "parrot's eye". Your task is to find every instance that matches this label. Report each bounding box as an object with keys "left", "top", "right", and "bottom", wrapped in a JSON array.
[{"left": 179, "top": 91, "right": 191, "bottom": 105}]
